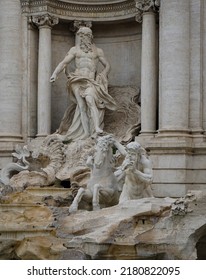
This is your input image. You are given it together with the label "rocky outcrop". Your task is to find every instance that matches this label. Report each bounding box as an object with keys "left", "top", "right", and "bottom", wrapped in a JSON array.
[{"left": 0, "top": 188, "right": 205, "bottom": 260}]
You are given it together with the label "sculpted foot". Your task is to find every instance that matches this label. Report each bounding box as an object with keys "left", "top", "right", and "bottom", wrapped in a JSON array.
[
  {"left": 93, "top": 204, "right": 100, "bottom": 211},
  {"left": 69, "top": 205, "right": 78, "bottom": 213},
  {"left": 91, "top": 129, "right": 104, "bottom": 139},
  {"left": 79, "top": 133, "right": 90, "bottom": 140},
  {"left": 96, "top": 127, "right": 103, "bottom": 135}
]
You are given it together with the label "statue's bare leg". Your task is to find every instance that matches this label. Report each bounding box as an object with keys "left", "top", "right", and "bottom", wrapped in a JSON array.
[
  {"left": 72, "top": 86, "right": 90, "bottom": 137},
  {"left": 69, "top": 187, "right": 85, "bottom": 213},
  {"left": 93, "top": 185, "right": 117, "bottom": 209},
  {"left": 69, "top": 187, "right": 93, "bottom": 213},
  {"left": 85, "top": 88, "right": 103, "bottom": 134},
  {"left": 92, "top": 184, "right": 102, "bottom": 210}
]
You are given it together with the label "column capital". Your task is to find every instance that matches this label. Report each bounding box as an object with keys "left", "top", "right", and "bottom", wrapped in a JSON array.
[
  {"left": 32, "top": 14, "right": 59, "bottom": 29},
  {"left": 135, "top": 0, "right": 160, "bottom": 23}
]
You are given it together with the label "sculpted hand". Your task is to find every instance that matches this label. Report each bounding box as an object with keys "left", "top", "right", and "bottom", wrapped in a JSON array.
[
  {"left": 114, "top": 169, "right": 123, "bottom": 177},
  {"left": 50, "top": 73, "right": 57, "bottom": 83},
  {"left": 125, "top": 166, "right": 134, "bottom": 175}
]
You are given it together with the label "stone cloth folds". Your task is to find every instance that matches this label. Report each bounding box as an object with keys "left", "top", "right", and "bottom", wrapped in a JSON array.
[{"left": 57, "top": 73, "right": 117, "bottom": 140}]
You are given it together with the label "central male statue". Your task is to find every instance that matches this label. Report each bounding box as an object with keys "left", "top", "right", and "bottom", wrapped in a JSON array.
[{"left": 50, "top": 27, "right": 117, "bottom": 141}]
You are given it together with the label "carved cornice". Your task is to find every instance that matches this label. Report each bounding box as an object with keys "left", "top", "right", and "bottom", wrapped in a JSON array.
[
  {"left": 32, "top": 13, "right": 59, "bottom": 28},
  {"left": 20, "top": 0, "right": 137, "bottom": 22},
  {"left": 135, "top": 0, "right": 160, "bottom": 23},
  {"left": 62, "top": 0, "right": 127, "bottom": 3}
]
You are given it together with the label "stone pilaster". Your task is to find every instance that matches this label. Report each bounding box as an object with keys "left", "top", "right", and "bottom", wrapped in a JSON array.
[
  {"left": 158, "top": 0, "right": 190, "bottom": 136},
  {"left": 136, "top": 0, "right": 159, "bottom": 136},
  {"left": 189, "top": 0, "right": 203, "bottom": 136},
  {"left": 32, "top": 14, "right": 59, "bottom": 137},
  {"left": 203, "top": 0, "right": 206, "bottom": 134},
  {"left": 0, "top": 0, "right": 23, "bottom": 142}
]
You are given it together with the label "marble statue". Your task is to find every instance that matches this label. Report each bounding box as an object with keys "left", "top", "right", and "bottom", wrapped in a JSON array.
[
  {"left": 115, "top": 141, "right": 153, "bottom": 203},
  {"left": 69, "top": 134, "right": 126, "bottom": 213},
  {"left": 0, "top": 145, "right": 30, "bottom": 186},
  {"left": 9, "top": 138, "right": 66, "bottom": 190},
  {"left": 50, "top": 26, "right": 117, "bottom": 141}
]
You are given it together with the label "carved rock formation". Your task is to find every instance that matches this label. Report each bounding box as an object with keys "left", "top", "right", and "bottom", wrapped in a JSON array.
[{"left": 105, "top": 86, "right": 141, "bottom": 143}]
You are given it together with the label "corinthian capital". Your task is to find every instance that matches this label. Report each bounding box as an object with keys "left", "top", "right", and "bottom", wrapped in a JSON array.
[
  {"left": 32, "top": 14, "right": 59, "bottom": 28},
  {"left": 135, "top": 0, "right": 160, "bottom": 23}
]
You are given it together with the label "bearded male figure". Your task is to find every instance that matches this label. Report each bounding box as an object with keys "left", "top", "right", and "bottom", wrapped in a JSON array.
[{"left": 50, "top": 27, "right": 117, "bottom": 141}]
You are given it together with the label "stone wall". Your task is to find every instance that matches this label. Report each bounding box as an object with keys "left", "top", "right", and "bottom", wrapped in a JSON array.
[{"left": 139, "top": 0, "right": 206, "bottom": 197}]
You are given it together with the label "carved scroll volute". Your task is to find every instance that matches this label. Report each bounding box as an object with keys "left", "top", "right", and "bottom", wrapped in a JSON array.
[{"left": 32, "top": 14, "right": 59, "bottom": 28}]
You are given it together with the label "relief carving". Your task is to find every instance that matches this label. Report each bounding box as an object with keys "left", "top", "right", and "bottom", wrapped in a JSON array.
[{"left": 20, "top": 0, "right": 136, "bottom": 21}]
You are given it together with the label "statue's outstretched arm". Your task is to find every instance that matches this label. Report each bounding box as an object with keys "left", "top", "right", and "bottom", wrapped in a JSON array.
[
  {"left": 50, "top": 47, "right": 76, "bottom": 82},
  {"left": 113, "top": 140, "right": 127, "bottom": 156}
]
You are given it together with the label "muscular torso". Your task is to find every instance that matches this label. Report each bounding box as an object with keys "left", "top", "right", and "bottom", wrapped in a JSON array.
[{"left": 74, "top": 46, "right": 99, "bottom": 79}]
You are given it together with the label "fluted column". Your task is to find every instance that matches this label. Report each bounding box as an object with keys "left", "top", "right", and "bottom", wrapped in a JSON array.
[
  {"left": 136, "top": 0, "right": 159, "bottom": 136},
  {"left": 32, "top": 14, "right": 58, "bottom": 137},
  {"left": 158, "top": 0, "right": 190, "bottom": 135},
  {"left": 0, "top": 0, "right": 22, "bottom": 141}
]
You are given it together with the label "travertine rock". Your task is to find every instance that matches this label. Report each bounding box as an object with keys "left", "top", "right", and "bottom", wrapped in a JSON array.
[
  {"left": 0, "top": 189, "right": 205, "bottom": 259},
  {"left": 15, "top": 236, "right": 66, "bottom": 260}
]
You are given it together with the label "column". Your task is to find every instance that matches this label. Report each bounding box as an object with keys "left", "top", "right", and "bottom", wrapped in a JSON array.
[
  {"left": 32, "top": 14, "right": 58, "bottom": 137},
  {"left": 136, "top": 0, "right": 159, "bottom": 136},
  {"left": 189, "top": 0, "right": 203, "bottom": 135},
  {"left": 158, "top": 0, "right": 190, "bottom": 135},
  {"left": 0, "top": 0, "right": 22, "bottom": 141},
  {"left": 203, "top": 1, "right": 206, "bottom": 133}
]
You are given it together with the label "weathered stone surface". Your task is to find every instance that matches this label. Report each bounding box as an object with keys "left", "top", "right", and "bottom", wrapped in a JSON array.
[
  {"left": 0, "top": 188, "right": 206, "bottom": 259},
  {"left": 59, "top": 198, "right": 174, "bottom": 243},
  {"left": 1, "top": 0, "right": 206, "bottom": 261},
  {"left": 15, "top": 236, "right": 66, "bottom": 260},
  {"left": 60, "top": 194, "right": 205, "bottom": 259}
]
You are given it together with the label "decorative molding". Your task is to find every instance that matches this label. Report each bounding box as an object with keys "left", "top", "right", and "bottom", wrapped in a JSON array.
[
  {"left": 20, "top": 0, "right": 136, "bottom": 22},
  {"left": 32, "top": 13, "right": 59, "bottom": 28},
  {"left": 61, "top": 0, "right": 127, "bottom": 3},
  {"left": 135, "top": 0, "right": 160, "bottom": 23}
]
